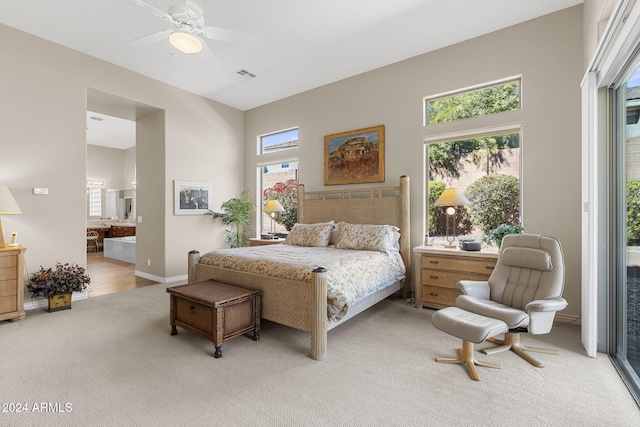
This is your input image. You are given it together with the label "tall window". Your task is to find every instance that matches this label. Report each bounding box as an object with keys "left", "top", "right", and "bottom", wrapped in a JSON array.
[
  {"left": 426, "top": 127, "right": 521, "bottom": 246},
  {"left": 258, "top": 127, "right": 300, "bottom": 236},
  {"left": 425, "top": 78, "right": 521, "bottom": 125}
]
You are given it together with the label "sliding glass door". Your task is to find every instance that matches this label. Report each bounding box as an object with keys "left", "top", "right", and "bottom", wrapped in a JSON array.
[{"left": 613, "top": 64, "right": 640, "bottom": 402}]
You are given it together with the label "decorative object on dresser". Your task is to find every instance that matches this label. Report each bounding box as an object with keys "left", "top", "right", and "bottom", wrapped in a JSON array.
[
  {"left": 414, "top": 246, "right": 498, "bottom": 309},
  {"left": 26, "top": 262, "right": 91, "bottom": 312},
  {"left": 433, "top": 188, "right": 470, "bottom": 248},
  {"left": 0, "top": 186, "right": 22, "bottom": 249},
  {"left": 483, "top": 223, "right": 524, "bottom": 249},
  {"left": 189, "top": 176, "right": 410, "bottom": 361},
  {"left": 167, "top": 280, "right": 261, "bottom": 358},
  {"left": 263, "top": 199, "right": 284, "bottom": 236},
  {"left": 0, "top": 245, "right": 27, "bottom": 321}
]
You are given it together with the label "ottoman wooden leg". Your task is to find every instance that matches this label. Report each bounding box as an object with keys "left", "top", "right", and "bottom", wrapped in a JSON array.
[{"left": 436, "top": 340, "right": 502, "bottom": 381}]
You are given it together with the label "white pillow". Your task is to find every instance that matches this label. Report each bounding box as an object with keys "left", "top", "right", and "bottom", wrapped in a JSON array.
[
  {"left": 334, "top": 222, "right": 400, "bottom": 252},
  {"left": 285, "top": 221, "right": 334, "bottom": 247}
]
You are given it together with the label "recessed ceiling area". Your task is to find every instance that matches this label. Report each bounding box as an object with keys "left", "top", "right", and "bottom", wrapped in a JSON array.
[
  {"left": 86, "top": 112, "right": 136, "bottom": 150},
  {"left": 0, "top": 0, "right": 583, "bottom": 111}
]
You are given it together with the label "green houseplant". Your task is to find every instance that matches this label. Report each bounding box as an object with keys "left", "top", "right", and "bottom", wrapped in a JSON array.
[
  {"left": 208, "top": 190, "right": 255, "bottom": 248},
  {"left": 26, "top": 262, "right": 91, "bottom": 312},
  {"left": 483, "top": 223, "right": 524, "bottom": 248}
]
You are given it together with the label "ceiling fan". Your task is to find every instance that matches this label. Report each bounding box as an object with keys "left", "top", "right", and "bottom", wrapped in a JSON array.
[{"left": 125, "top": 0, "right": 262, "bottom": 66}]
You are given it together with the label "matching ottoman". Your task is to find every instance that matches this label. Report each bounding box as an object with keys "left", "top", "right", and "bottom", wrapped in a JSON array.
[{"left": 432, "top": 307, "right": 508, "bottom": 381}]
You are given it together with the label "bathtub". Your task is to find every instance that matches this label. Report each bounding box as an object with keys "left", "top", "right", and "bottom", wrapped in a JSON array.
[{"left": 103, "top": 236, "right": 136, "bottom": 264}]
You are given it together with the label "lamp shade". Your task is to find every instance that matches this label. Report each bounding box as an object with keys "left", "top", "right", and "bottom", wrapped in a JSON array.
[
  {"left": 264, "top": 200, "right": 285, "bottom": 213},
  {"left": 169, "top": 31, "right": 203, "bottom": 54},
  {"left": 0, "top": 187, "right": 22, "bottom": 214},
  {"left": 434, "top": 188, "right": 470, "bottom": 207}
]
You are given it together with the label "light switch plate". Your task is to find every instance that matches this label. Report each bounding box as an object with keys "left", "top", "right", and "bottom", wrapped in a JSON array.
[{"left": 33, "top": 187, "right": 48, "bottom": 195}]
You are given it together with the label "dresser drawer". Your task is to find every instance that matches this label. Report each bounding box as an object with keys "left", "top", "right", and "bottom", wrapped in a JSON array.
[
  {"left": 0, "top": 256, "right": 17, "bottom": 269},
  {"left": 421, "top": 285, "right": 460, "bottom": 308}
]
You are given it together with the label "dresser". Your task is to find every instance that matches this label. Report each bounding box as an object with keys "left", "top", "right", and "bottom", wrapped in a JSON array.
[
  {"left": 414, "top": 245, "right": 498, "bottom": 309},
  {"left": 0, "top": 245, "right": 27, "bottom": 321}
]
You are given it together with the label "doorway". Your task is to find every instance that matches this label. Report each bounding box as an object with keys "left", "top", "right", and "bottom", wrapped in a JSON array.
[{"left": 86, "top": 88, "right": 163, "bottom": 294}]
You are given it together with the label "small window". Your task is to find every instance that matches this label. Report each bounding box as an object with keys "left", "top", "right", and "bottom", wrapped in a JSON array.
[
  {"left": 259, "top": 128, "right": 299, "bottom": 155},
  {"left": 425, "top": 79, "right": 521, "bottom": 125},
  {"left": 89, "top": 188, "right": 101, "bottom": 217}
]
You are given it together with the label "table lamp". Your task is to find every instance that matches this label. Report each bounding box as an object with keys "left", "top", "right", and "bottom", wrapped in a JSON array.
[
  {"left": 264, "top": 200, "right": 284, "bottom": 236},
  {"left": 0, "top": 186, "right": 22, "bottom": 248},
  {"left": 434, "top": 188, "right": 469, "bottom": 248}
]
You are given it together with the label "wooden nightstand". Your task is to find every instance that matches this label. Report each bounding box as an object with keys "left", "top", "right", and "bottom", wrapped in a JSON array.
[
  {"left": 0, "top": 245, "right": 27, "bottom": 322},
  {"left": 249, "top": 238, "right": 285, "bottom": 246},
  {"left": 413, "top": 245, "right": 498, "bottom": 309}
]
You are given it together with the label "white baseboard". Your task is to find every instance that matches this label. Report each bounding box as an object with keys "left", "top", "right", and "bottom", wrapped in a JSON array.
[
  {"left": 134, "top": 271, "right": 187, "bottom": 284},
  {"left": 24, "top": 291, "right": 88, "bottom": 311}
]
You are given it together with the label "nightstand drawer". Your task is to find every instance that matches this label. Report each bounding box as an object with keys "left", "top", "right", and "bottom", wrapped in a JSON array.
[
  {"left": 421, "top": 285, "right": 460, "bottom": 308},
  {"left": 0, "top": 279, "right": 17, "bottom": 297},
  {"left": 421, "top": 269, "right": 461, "bottom": 289},
  {"left": 421, "top": 255, "right": 495, "bottom": 274},
  {"left": 0, "top": 295, "right": 17, "bottom": 313}
]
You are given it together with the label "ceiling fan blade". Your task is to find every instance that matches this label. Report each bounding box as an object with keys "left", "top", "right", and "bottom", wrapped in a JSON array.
[
  {"left": 202, "top": 26, "right": 263, "bottom": 49},
  {"left": 128, "top": 29, "right": 172, "bottom": 46},
  {"left": 199, "top": 41, "right": 221, "bottom": 68},
  {"left": 125, "top": 0, "right": 174, "bottom": 23}
]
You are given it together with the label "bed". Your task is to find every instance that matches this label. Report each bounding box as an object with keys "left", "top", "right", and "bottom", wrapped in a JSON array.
[{"left": 187, "top": 175, "right": 410, "bottom": 360}]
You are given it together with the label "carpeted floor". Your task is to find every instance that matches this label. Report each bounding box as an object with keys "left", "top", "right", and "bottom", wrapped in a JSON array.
[{"left": 1, "top": 282, "right": 639, "bottom": 426}]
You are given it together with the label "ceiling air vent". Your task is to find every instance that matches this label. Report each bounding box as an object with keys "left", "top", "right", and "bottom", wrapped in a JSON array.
[
  {"left": 89, "top": 116, "right": 104, "bottom": 122},
  {"left": 234, "top": 69, "right": 257, "bottom": 81}
]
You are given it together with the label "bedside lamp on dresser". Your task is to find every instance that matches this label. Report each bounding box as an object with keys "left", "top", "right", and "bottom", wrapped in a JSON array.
[{"left": 0, "top": 186, "right": 27, "bottom": 322}]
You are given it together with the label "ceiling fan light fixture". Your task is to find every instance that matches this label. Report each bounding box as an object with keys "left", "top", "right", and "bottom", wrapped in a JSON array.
[{"left": 169, "top": 31, "right": 202, "bottom": 54}]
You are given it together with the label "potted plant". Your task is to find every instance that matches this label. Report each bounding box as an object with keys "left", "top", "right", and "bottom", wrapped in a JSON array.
[
  {"left": 26, "top": 262, "right": 91, "bottom": 312},
  {"left": 483, "top": 223, "right": 524, "bottom": 249},
  {"left": 208, "top": 190, "right": 255, "bottom": 248}
]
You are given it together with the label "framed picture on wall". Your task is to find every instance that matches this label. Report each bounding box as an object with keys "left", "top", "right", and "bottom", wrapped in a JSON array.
[
  {"left": 174, "top": 181, "right": 212, "bottom": 215},
  {"left": 324, "top": 125, "right": 385, "bottom": 185}
]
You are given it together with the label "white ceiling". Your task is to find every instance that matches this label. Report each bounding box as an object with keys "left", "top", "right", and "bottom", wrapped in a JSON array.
[{"left": 1, "top": 0, "right": 582, "bottom": 114}]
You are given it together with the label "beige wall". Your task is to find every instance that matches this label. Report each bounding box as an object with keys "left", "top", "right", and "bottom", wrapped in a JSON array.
[
  {"left": 0, "top": 24, "right": 244, "bottom": 293},
  {"left": 244, "top": 6, "right": 584, "bottom": 318}
]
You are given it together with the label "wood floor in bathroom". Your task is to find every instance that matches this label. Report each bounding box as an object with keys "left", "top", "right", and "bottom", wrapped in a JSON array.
[{"left": 86, "top": 251, "right": 158, "bottom": 297}]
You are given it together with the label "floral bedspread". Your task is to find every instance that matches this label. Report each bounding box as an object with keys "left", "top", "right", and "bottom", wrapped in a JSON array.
[{"left": 198, "top": 244, "right": 406, "bottom": 321}]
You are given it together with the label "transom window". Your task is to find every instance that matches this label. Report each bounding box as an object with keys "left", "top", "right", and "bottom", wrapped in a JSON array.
[
  {"left": 425, "top": 78, "right": 521, "bottom": 125},
  {"left": 259, "top": 128, "right": 299, "bottom": 155}
]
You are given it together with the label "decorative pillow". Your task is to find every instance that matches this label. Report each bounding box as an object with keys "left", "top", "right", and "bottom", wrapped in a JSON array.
[
  {"left": 334, "top": 222, "right": 400, "bottom": 252},
  {"left": 285, "top": 222, "right": 334, "bottom": 247}
]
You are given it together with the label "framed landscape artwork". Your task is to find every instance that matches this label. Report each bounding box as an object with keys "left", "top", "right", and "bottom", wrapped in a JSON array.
[
  {"left": 324, "top": 125, "right": 385, "bottom": 185},
  {"left": 174, "top": 181, "right": 212, "bottom": 215}
]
